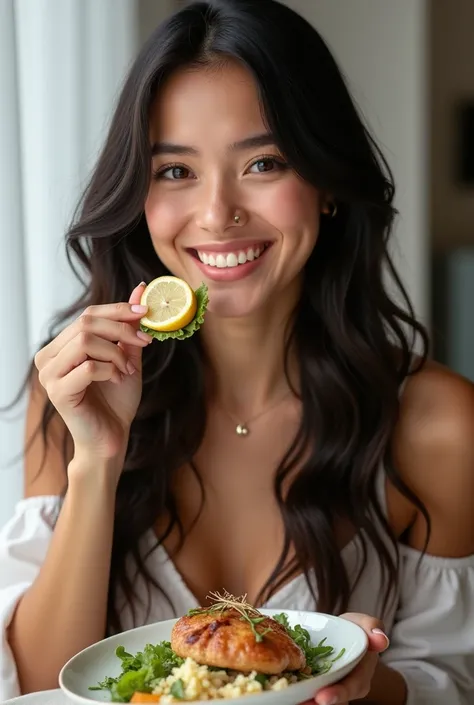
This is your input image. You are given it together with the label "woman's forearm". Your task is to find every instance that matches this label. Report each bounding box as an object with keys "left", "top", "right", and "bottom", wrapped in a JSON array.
[
  {"left": 355, "top": 661, "right": 407, "bottom": 705},
  {"left": 8, "top": 459, "right": 118, "bottom": 693}
]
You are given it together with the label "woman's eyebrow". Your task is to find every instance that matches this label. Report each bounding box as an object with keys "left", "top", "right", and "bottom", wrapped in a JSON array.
[{"left": 150, "top": 132, "right": 276, "bottom": 157}]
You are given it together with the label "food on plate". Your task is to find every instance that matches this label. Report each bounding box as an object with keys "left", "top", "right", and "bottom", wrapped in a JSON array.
[
  {"left": 90, "top": 591, "right": 345, "bottom": 702},
  {"left": 139, "top": 277, "right": 208, "bottom": 341},
  {"left": 171, "top": 600, "right": 305, "bottom": 674}
]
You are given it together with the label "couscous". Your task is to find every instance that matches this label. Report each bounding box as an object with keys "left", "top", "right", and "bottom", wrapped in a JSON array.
[{"left": 152, "top": 657, "right": 297, "bottom": 702}]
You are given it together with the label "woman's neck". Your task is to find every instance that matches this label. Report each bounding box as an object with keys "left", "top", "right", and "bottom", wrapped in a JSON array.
[{"left": 201, "top": 298, "right": 299, "bottom": 418}]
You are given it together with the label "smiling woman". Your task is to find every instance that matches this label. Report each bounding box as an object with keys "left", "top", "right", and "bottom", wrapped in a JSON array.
[
  {"left": 145, "top": 64, "right": 321, "bottom": 314},
  {"left": 0, "top": 1, "right": 473, "bottom": 704}
]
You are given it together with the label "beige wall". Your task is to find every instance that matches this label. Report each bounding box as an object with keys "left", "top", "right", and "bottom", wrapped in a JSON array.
[
  {"left": 431, "top": 0, "right": 474, "bottom": 252},
  {"left": 138, "top": 0, "right": 175, "bottom": 44},
  {"left": 285, "top": 0, "right": 429, "bottom": 322}
]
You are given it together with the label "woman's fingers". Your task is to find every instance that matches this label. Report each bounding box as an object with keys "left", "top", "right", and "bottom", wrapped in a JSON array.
[
  {"left": 38, "top": 333, "right": 135, "bottom": 389},
  {"left": 339, "top": 613, "right": 389, "bottom": 653},
  {"left": 314, "top": 652, "right": 378, "bottom": 704},
  {"left": 312, "top": 613, "right": 389, "bottom": 705},
  {"left": 35, "top": 300, "right": 151, "bottom": 368},
  {"left": 118, "top": 283, "right": 149, "bottom": 370},
  {"left": 47, "top": 361, "right": 123, "bottom": 406}
]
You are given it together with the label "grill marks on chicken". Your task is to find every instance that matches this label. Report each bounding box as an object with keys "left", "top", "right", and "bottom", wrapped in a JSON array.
[{"left": 171, "top": 609, "right": 306, "bottom": 675}]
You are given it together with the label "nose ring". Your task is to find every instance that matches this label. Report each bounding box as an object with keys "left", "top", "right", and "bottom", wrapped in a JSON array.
[{"left": 234, "top": 214, "right": 240, "bottom": 224}]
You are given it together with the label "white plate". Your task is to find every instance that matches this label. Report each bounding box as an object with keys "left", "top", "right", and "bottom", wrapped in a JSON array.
[
  {"left": 4, "top": 690, "right": 69, "bottom": 704},
  {"left": 59, "top": 609, "right": 368, "bottom": 705}
]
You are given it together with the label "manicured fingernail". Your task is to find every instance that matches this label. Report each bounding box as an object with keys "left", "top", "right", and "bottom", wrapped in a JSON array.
[
  {"left": 372, "top": 628, "right": 390, "bottom": 648},
  {"left": 136, "top": 330, "right": 153, "bottom": 343},
  {"left": 320, "top": 697, "right": 338, "bottom": 705},
  {"left": 126, "top": 360, "right": 137, "bottom": 375},
  {"left": 131, "top": 304, "right": 148, "bottom": 313},
  {"left": 138, "top": 281, "right": 147, "bottom": 287}
]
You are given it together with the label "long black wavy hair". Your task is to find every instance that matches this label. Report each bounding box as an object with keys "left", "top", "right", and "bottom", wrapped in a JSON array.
[{"left": 29, "top": 0, "right": 430, "bottom": 633}]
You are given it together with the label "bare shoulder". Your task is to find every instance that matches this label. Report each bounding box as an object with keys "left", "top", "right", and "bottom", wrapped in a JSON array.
[
  {"left": 392, "top": 358, "right": 474, "bottom": 556},
  {"left": 24, "top": 370, "right": 72, "bottom": 498}
]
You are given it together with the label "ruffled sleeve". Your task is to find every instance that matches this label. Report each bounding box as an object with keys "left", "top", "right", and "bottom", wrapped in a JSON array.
[
  {"left": 0, "top": 496, "right": 61, "bottom": 701},
  {"left": 381, "top": 544, "right": 474, "bottom": 705}
]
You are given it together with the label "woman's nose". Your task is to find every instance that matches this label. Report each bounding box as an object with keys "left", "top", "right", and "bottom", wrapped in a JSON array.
[{"left": 194, "top": 182, "right": 239, "bottom": 234}]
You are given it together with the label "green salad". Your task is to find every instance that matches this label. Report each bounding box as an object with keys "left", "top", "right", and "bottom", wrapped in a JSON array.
[{"left": 90, "top": 612, "right": 345, "bottom": 703}]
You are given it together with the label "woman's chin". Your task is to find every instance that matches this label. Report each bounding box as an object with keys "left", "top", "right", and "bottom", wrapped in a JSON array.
[{"left": 205, "top": 301, "right": 259, "bottom": 319}]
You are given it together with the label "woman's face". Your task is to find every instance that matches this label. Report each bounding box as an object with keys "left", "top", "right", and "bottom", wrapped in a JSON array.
[{"left": 145, "top": 60, "right": 324, "bottom": 318}]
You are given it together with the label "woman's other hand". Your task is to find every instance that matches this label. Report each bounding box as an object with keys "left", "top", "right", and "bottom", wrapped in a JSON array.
[{"left": 302, "top": 613, "right": 390, "bottom": 705}]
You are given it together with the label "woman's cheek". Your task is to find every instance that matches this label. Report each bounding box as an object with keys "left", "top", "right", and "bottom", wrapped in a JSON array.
[
  {"left": 254, "top": 179, "right": 320, "bottom": 232},
  {"left": 145, "top": 191, "right": 186, "bottom": 247}
]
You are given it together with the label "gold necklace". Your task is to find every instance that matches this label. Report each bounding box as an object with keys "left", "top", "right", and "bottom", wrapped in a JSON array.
[{"left": 220, "top": 390, "right": 292, "bottom": 437}]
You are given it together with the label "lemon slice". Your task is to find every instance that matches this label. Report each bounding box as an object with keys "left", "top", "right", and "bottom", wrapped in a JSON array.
[{"left": 140, "top": 276, "right": 197, "bottom": 332}]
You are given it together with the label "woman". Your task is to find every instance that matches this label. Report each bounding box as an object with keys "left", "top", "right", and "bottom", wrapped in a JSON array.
[{"left": 1, "top": 1, "right": 473, "bottom": 703}]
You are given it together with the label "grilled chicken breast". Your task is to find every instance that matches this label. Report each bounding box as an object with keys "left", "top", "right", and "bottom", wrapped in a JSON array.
[{"left": 171, "top": 608, "right": 306, "bottom": 675}]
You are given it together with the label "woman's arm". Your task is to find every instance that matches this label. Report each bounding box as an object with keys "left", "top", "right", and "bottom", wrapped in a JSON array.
[
  {"left": 361, "top": 363, "right": 474, "bottom": 705},
  {"left": 356, "top": 660, "right": 407, "bottom": 705},
  {"left": 6, "top": 379, "right": 121, "bottom": 693},
  {"left": 8, "top": 461, "right": 119, "bottom": 693},
  {"left": 316, "top": 363, "right": 474, "bottom": 705}
]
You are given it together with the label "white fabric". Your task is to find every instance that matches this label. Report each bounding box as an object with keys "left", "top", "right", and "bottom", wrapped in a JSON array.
[
  {"left": 0, "top": 0, "right": 139, "bottom": 528},
  {"left": 1, "top": 492, "right": 474, "bottom": 703}
]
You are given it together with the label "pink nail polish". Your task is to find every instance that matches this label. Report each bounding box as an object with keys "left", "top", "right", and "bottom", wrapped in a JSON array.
[
  {"left": 372, "top": 628, "right": 390, "bottom": 648},
  {"left": 131, "top": 304, "right": 148, "bottom": 314},
  {"left": 126, "top": 361, "right": 137, "bottom": 375},
  {"left": 136, "top": 331, "right": 153, "bottom": 343},
  {"left": 319, "top": 697, "right": 338, "bottom": 705}
]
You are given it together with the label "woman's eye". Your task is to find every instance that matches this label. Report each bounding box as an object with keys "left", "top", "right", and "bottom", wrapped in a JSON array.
[
  {"left": 156, "top": 165, "right": 192, "bottom": 180},
  {"left": 248, "top": 157, "right": 285, "bottom": 174}
]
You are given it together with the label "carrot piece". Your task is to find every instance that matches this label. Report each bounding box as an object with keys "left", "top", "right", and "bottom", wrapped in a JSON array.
[{"left": 130, "top": 693, "right": 160, "bottom": 703}]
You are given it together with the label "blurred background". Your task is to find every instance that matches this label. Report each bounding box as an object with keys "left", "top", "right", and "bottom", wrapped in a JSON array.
[{"left": 0, "top": 0, "right": 473, "bottom": 525}]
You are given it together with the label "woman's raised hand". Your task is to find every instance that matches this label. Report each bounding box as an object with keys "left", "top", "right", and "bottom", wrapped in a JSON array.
[{"left": 34, "top": 284, "right": 152, "bottom": 469}]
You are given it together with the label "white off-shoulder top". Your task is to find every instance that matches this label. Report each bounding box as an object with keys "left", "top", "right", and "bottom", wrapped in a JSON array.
[{"left": 1, "top": 471, "right": 474, "bottom": 704}]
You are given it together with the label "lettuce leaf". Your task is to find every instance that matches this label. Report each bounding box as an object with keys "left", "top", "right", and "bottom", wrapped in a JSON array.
[
  {"left": 272, "top": 613, "right": 345, "bottom": 675},
  {"left": 90, "top": 641, "right": 184, "bottom": 702},
  {"left": 139, "top": 283, "right": 209, "bottom": 342}
]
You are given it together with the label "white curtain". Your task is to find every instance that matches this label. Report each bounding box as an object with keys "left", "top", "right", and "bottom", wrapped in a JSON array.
[{"left": 0, "top": 0, "right": 139, "bottom": 525}]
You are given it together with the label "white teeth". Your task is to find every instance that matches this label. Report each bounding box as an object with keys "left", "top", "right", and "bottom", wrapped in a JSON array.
[
  {"left": 197, "top": 245, "right": 267, "bottom": 268},
  {"left": 226, "top": 253, "right": 239, "bottom": 267}
]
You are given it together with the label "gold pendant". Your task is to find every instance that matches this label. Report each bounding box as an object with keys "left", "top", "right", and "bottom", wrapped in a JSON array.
[{"left": 236, "top": 423, "right": 249, "bottom": 436}]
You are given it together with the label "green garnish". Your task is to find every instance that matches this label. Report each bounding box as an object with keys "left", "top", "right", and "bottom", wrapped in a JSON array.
[
  {"left": 140, "top": 282, "right": 208, "bottom": 341},
  {"left": 89, "top": 641, "right": 184, "bottom": 702},
  {"left": 273, "top": 613, "right": 346, "bottom": 675},
  {"left": 187, "top": 590, "right": 273, "bottom": 643},
  {"left": 170, "top": 678, "right": 186, "bottom": 700}
]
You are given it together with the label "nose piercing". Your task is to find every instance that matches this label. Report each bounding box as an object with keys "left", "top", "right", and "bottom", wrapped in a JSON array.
[{"left": 234, "top": 214, "right": 240, "bottom": 223}]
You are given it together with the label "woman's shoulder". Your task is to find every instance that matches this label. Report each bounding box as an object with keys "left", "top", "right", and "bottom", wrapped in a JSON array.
[
  {"left": 391, "top": 359, "right": 474, "bottom": 556},
  {"left": 398, "top": 358, "right": 473, "bottom": 454}
]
